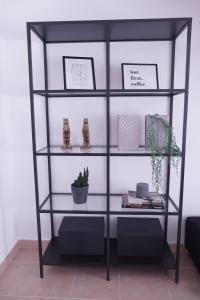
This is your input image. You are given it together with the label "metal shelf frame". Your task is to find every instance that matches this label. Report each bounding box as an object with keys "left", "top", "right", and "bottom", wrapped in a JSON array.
[
  {"left": 38, "top": 193, "right": 179, "bottom": 215},
  {"left": 27, "top": 18, "right": 192, "bottom": 283},
  {"left": 33, "top": 89, "right": 185, "bottom": 97},
  {"left": 35, "top": 145, "right": 183, "bottom": 157}
]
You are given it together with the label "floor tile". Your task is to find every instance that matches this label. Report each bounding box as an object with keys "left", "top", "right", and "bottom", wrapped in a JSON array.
[
  {"left": 20, "top": 265, "right": 75, "bottom": 298},
  {"left": 0, "top": 297, "right": 70, "bottom": 300},
  {"left": 13, "top": 248, "right": 38, "bottom": 263},
  {"left": 70, "top": 266, "right": 119, "bottom": 299},
  {"left": 0, "top": 297, "right": 19, "bottom": 300},
  {"left": 0, "top": 297, "right": 20, "bottom": 300},
  {"left": 171, "top": 246, "right": 195, "bottom": 269},
  {"left": 164, "top": 268, "right": 200, "bottom": 300},
  {"left": 180, "top": 249, "right": 196, "bottom": 269},
  {"left": 1, "top": 247, "right": 200, "bottom": 300},
  {"left": 0, "top": 263, "right": 34, "bottom": 296},
  {"left": 120, "top": 267, "right": 171, "bottom": 300}
]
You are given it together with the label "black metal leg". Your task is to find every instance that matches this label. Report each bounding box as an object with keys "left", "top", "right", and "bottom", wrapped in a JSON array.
[
  {"left": 106, "top": 264, "right": 110, "bottom": 281},
  {"left": 39, "top": 263, "right": 44, "bottom": 278},
  {"left": 175, "top": 218, "right": 181, "bottom": 283},
  {"left": 175, "top": 249, "right": 180, "bottom": 283},
  {"left": 175, "top": 267, "right": 179, "bottom": 283},
  {"left": 106, "top": 212, "right": 110, "bottom": 281}
]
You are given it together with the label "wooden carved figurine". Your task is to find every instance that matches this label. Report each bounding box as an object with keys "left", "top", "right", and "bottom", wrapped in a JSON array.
[
  {"left": 63, "top": 118, "right": 72, "bottom": 150},
  {"left": 81, "top": 118, "right": 91, "bottom": 150}
]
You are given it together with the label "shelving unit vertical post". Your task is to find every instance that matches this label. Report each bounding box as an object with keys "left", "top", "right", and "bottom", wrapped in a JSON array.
[
  {"left": 106, "top": 23, "right": 111, "bottom": 281},
  {"left": 43, "top": 40, "right": 54, "bottom": 240},
  {"left": 164, "top": 39, "right": 175, "bottom": 243},
  {"left": 175, "top": 19, "right": 192, "bottom": 283},
  {"left": 27, "top": 25, "right": 44, "bottom": 278}
]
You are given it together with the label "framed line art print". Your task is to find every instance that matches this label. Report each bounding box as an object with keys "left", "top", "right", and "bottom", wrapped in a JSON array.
[
  {"left": 63, "top": 56, "right": 96, "bottom": 90},
  {"left": 121, "top": 63, "right": 159, "bottom": 90}
]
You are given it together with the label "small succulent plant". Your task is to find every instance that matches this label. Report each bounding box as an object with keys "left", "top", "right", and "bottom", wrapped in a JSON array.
[{"left": 72, "top": 167, "right": 89, "bottom": 187}]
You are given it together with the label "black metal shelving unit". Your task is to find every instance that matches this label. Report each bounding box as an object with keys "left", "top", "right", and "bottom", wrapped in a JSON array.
[{"left": 27, "top": 18, "right": 192, "bottom": 283}]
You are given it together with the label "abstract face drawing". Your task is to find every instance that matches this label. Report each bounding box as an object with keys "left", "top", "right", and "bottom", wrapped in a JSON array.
[{"left": 71, "top": 64, "right": 88, "bottom": 86}]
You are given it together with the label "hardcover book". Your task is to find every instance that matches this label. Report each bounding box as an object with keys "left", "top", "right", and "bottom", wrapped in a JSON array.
[{"left": 122, "top": 191, "right": 164, "bottom": 209}]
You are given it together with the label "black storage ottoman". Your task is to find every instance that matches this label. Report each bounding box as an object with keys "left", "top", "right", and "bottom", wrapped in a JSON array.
[
  {"left": 185, "top": 217, "right": 200, "bottom": 272},
  {"left": 58, "top": 216, "right": 105, "bottom": 256},
  {"left": 117, "top": 217, "right": 164, "bottom": 257}
]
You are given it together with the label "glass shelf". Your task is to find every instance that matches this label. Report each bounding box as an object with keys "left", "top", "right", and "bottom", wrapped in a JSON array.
[
  {"left": 33, "top": 89, "right": 185, "bottom": 98},
  {"left": 37, "top": 146, "right": 107, "bottom": 156},
  {"left": 39, "top": 193, "right": 178, "bottom": 215},
  {"left": 40, "top": 194, "right": 107, "bottom": 214},
  {"left": 36, "top": 145, "right": 182, "bottom": 157}
]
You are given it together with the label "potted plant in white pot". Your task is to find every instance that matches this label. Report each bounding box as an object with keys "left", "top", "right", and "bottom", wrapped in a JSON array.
[{"left": 71, "top": 167, "right": 89, "bottom": 204}]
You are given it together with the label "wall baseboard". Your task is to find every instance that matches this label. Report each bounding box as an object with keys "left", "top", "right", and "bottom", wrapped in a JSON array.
[
  {"left": 0, "top": 239, "right": 49, "bottom": 277},
  {"left": 0, "top": 241, "right": 19, "bottom": 277},
  {"left": 0, "top": 240, "right": 184, "bottom": 278}
]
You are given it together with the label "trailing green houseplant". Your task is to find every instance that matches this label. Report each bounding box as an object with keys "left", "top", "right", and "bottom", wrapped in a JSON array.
[
  {"left": 147, "top": 114, "right": 181, "bottom": 193},
  {"left": 71, "top": 167, "right": 89, "bottom": 204}
]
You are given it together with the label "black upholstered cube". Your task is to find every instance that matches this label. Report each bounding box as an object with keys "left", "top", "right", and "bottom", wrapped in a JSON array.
[
  {"left": 58, "top": 216, "right": 105, "bottom": 256},
  {"left": 185, "top": 217, "right": 200, "bottom": 272},
  {"left": 117, "top": 217, "right": 164, "bottom": 257}
]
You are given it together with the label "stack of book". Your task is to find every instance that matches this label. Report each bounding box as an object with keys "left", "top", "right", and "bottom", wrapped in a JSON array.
[{"left": 122, "top": 191, "right": 164, "bottom": 209}]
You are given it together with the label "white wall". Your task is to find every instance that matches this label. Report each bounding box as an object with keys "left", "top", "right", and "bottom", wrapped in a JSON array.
[{"left": 1, "top": 0, "right": 200, "bottom": 262}]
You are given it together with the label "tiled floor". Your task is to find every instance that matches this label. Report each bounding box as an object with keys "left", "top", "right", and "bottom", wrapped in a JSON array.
[{"left": 0, "top": 247, "right": 199, "bottom": 300}]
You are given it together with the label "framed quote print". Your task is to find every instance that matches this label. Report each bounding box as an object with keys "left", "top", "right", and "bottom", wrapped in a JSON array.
[
  {"left": 63, "top": 56, "right": 96, "bottom": 90},
  {"left": 121, "top": 63, "right": 159, "bottom": 90}
]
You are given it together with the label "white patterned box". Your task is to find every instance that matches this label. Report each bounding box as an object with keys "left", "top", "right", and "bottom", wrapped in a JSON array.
[{"left": 118, "top": 115, "right": 140, "bottom": 151}]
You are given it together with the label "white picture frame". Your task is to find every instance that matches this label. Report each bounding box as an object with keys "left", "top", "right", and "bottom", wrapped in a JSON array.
[
  {"left": 63, "top": 56, "right": 96, "bottom": 90},
  {"left": 121, "top": 63, "right": 159, "bottom": 90}
]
